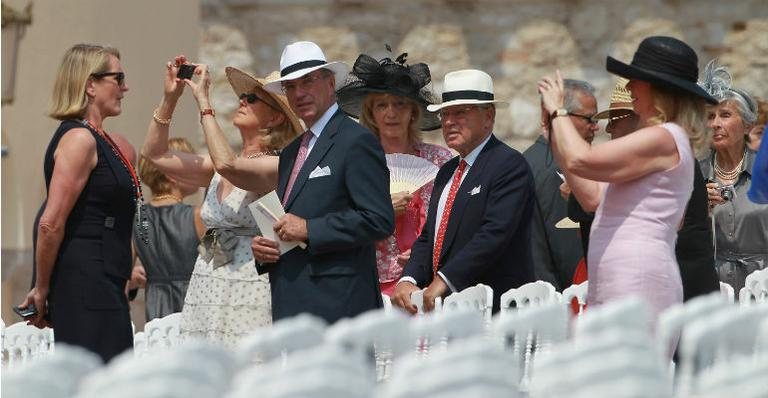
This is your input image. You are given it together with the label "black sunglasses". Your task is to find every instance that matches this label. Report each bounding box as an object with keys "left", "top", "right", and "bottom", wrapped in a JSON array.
[
  {"left": 91, "top": 72, "right": 125, "bottom": 86},
  {"left": 239, "top": 93, "right": 262, "bottom": 104}
]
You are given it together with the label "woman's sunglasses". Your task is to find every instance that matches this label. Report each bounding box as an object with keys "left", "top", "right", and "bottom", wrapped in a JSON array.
[
  {"left": 239, "top": 93, "right": 262, "bottom": 104},
  {"left": 91, "top": 72, "right": 126, "bottom": 86}
]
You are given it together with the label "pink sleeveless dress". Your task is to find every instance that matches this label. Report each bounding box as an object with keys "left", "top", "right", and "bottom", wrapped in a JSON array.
[{"left": 587, "top": 123, "right": 693, "bottom": 325}]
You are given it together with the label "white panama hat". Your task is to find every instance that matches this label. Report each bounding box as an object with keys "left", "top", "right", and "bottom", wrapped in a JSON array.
[
  {"left": 426, "top": 69, "right": 508, "bottom": 112},
  {"left": 263, "top": 41, "right": 349, "bottom": 93}
]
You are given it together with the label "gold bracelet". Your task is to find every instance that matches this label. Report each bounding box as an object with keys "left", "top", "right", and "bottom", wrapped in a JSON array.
[{"left": 152, "top": 108, "right": 172, "bottom": 125}]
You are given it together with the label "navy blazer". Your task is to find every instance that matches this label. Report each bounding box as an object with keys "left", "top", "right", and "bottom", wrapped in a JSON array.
[
  {"left": 258, "top": 109, "right": 394, "bottom": 323},
  {"left": 402, "top": 135, "right": 536, "bottom": 312}
]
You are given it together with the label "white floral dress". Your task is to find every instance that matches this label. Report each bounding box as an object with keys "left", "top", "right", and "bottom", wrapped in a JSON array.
[{"left": 180, "top": 173, "right": 271, "bottom": 346}]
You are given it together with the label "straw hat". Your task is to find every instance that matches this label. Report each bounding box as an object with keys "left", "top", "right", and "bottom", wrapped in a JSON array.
[
  {"left": 225, "top": 67, "right": 304, "bottom": 134},
  {"left": 593, "top": 77, "right": 635, "bottom": 120},
  {"left": 262, "top": 41, "right": 349, "bottom": 93},
  {"left": 426, "top": 69, "right": 508, "bottom": 112}
]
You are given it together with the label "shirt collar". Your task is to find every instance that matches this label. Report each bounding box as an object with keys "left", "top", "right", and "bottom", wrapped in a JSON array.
[
  {"left": 461, "top": 133, "right": 493, "bottom": 167},
  {"left": 308, "top": 103, "right": 339, "bottom": 137}
]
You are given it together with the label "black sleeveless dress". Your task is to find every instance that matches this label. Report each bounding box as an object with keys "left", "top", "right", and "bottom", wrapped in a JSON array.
[{"left": 43, "top": 120, "right": 135, "bottom": 363}]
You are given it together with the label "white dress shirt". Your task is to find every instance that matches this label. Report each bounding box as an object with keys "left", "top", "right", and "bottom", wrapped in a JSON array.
[{"left": 305, "top": 103, "right": 339, "bottom": 155}]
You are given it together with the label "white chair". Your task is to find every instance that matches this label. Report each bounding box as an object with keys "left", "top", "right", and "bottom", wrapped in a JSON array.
[
  {"left": 493, "top": 303, "right": 569, "bottom": 391},
  {"left": 695, "top": 353, "right": 768, "bottom": 398},
  {"left": 500, "top": 281, "right": 559, "bottom": 316},
  {"left": 719, "top": 281, "right": 735, "bottom": 303},
  {"left": 2, "top": 322, "right": 53, "bottom": 368},
  {"left": 656, "top": 292, "right": 729, "bottom": 362},
  {"left": 562, "top": 281, "right": 588, "bottom": 316},
  {"left": 409, "top": 288, "right": 442, "bottom": 315},
  {"left": 236, "top": 313, "right": 326, "bottom": 365},
  {"left": 381, "top": 293, "right": 393, "bottom": 313},
  {"left": 742, "top": 268, "right": 768, "bottom": 304},
  {"left": 133, "top": 331, "right": 147, "bottom": 357},
  {"left": 443, "top": 283, "right": 493, "bottom": 327},
  {"left": 572, "top": 296, "right": 650, "bottom": 339},
  {"left": 409, "top": 309, "right": 484, "bottom": 358},
  {"left": 143, "top": 312, "right": 182, "bottom": 350}
]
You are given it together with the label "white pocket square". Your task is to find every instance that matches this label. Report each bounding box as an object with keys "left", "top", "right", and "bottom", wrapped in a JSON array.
[
  {"left": 469, "top": 185, "right": 481, "bottom": 195},
  {"left": 308, "top": 165, "right": 331, "bottom": 179}
]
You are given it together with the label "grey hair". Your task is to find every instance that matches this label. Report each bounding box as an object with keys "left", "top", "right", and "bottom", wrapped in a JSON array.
[
  {"left": 563, "top": 79, "right": 596, "bottom": 113},
  {"left": 699, "top": 59, "right": 757, "bottom": 125}
]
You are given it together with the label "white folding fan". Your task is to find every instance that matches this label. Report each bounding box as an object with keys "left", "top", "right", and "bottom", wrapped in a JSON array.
[{"left": 386, "top": 153, "right": 440, "bottom": 194}]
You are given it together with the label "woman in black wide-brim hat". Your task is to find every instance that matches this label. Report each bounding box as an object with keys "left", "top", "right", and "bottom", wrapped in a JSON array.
[
  {"left": 538, "top": 36, "right": 716, "bottom": 338},
  {"left": 336, "top": 52, "right": 452, "bottom": 296}
]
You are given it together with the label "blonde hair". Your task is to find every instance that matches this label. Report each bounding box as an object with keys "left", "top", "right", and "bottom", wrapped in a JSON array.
[
  {"left": 359, "top": 93, "right": 422, "bottom": 145},
  {"left": 48, "top": 44, "right": 121, "bottom": 120},
  {"left": 258, "top": 87, "right": 302, "bottom": 150},
  {"left": 139, "top": 137, "right": 195, "bottom": 196},
  {"left": 646, "top": 86, "right": 708, "bottom": 157}
]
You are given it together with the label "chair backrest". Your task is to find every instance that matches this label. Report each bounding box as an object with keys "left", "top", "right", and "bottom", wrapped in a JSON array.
[
  {"left": 572, "top": 296, "right": 650, "bottom": 339},
  {"left": 382, "top": 294, "right": 393, "bottom": 313},
  {"left": 719, "top": 281, "right": 735, "bottom": 303},
  {"left": 443, "top": 284, "right": 493, "bottom": 326},
  {"left": 133, "top": 331, "right": 147, "bottom": 357},
  {"left": 744, "top": 268, "right": 768, "bottom": 303},
  {"left": 144, "top": 312, "right": 182, "bottom": 350},
  {"left": 500, "top": 281, "right": 559, "bottom": 315},
  {"left": 410, "top": 289, "right": 442, "bottom": 315},
  {"left": 2, "top": 322, "right": 53, "bottom": 368},
  {"left": 656, "top": 292, "right": 729, "bottom": 360},
  {"left": 236, "top": 313, "right": 326, "bottom": 365},
  {"left": 562, "top": 281, "right": 588, "bottom": 316}
]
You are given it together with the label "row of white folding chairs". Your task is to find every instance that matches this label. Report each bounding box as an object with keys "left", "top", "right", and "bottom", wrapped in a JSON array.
[
  {"left": 1, "top": 321, "right": 55, "bottom": 368},
  {"left": 133, "top": 312, "right": 183, "bottom": 357}
]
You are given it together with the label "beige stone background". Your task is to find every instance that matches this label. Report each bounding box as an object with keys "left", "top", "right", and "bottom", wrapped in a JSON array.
[{"left": 2, "top": 0, "right": 767, "bottom": 329}]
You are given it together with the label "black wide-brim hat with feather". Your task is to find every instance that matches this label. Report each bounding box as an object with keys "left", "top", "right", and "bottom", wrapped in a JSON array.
[
  {"left": 336, "top": 53, "right": 441, "bottom": 131},
  {"left": 606, "top": 36, "right": 717, "bottom": 105}
]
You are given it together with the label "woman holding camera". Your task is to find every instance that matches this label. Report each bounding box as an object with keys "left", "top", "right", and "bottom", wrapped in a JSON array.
[
  {"left": 141, "top": 56, "right": 302, "bottom": 345},
  {"left": 20, "top": 44, "right": 135, "bottom": 363},
  {"left": 699, "top": 60, "right": 768, "bottom": 294}
]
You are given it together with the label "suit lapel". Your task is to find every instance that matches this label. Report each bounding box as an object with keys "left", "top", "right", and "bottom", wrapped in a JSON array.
[
  {"left": 283, "top": 110, "right": 343, "bottom": 210},
  {"left": 277, "top": 135, "right": 301, "bottom": 200},
  {"left": 438, "top": 135, "right": 499, "bottom": 263}
]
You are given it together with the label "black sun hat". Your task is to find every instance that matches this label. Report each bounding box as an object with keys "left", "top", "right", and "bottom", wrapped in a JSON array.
[
  {"left": 336, "top": 52, "right": 441, "bottom": 131},
  {"left": 606, "top": 36, "right": 717, "bottom": 105}
]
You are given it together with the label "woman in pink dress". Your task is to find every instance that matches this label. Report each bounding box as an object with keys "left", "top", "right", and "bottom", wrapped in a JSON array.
[
  {"left": 337, "top": 51, "right": 452, "bottom": 296},
  {"left": 538, "top": 36, "right": 717, "bottom": 326}
]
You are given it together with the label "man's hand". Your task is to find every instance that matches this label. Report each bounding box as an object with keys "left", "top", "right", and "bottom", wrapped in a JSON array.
[
  {"left": 391, "top": 281, "right": 421, "bottom": 315},
  {"left": 559, "top": 181, "right": 571, "bottom": 201},
  {"left": 274, "top": 213, "right": 308, "bottom": 243},
  {"left": 251, "top": 236, "right": 280, "bottom": 263},
  {"left": 391, "top": 191, "right": 413, "bottom": 217},
  {"left": 423, "top": 277, "right": 449, "bottom": 313},
  {"left": 19, "top": 287, "right": 51, "bottom": 329}
]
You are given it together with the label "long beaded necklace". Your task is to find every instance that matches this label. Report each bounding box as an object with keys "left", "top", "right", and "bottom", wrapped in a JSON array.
[
  {"left": 81, "top": 119, "right": 149, "bottom": 244},
  {"left": 714, "top": 147, "right": 746, "bottom": 182}
]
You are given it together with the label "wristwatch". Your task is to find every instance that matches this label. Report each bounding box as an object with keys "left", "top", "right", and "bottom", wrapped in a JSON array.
[
  {"left": 200, "top": 108, "right": 216, "bottom": 123},
  {"left": 551, "top": 108, "right": 568, "bottom": 119}
]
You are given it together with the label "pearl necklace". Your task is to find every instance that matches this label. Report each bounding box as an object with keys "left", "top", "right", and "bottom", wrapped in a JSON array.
[{"left": 714, "top": 148, "right": 746, "bottom": 182}]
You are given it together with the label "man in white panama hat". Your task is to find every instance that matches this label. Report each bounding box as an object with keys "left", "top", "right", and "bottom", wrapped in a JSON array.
[
  {"left": 251, "top": 41, "right": 394, "bottom": 323},
  {"left": 391, "top": 69, "right": 536, "bottom": 314}
]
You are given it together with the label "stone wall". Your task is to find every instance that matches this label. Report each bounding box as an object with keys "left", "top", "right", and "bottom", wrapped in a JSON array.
[{"left": 200, "top": 0, "right": 768, "bottom": 152}]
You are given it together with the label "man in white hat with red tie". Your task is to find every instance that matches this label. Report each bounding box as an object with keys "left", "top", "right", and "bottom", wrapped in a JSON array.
[
  {"left": 251, "top": 41, "right": 394, "bottom": 323},
  {"left": 391, "top": 69, "right": 536, "bottom": 314}
]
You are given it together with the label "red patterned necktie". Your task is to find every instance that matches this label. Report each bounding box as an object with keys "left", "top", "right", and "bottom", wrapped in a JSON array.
[
  {"left": 432, "top": 159, "right": 467, "bottom": 275},
  {"left": 282, "top": 130, "right": 312, "bottom": 206}
]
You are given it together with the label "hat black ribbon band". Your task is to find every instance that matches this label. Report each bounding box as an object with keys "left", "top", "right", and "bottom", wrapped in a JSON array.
[
  {"left": 281, "top": 60, "right": 326, "bottom": 77},
  {"left": 442, "top": 90, "right": 494, "bottom": 102}
]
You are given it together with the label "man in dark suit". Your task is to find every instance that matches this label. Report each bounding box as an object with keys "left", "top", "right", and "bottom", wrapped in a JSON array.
[
  {"left": 391, "top": 69, "right": 535, "bottom": 314},
  {"left": 523, "top": 79, "right": 598, "bottom": 290},
  {"left": 252, "top": 41, "right": 394, "bottom": 323}
]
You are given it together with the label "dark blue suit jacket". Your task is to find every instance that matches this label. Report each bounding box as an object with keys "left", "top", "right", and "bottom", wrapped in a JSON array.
[
  {"left": 258, "top": 108, "right": 394, "bottom": 323},
  {"left": 402, "top": 135, "right": 536, "bottom": 312}
]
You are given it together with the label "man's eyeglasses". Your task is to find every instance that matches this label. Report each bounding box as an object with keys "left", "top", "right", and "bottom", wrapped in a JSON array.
[
  {"left": 569, "top": 112, "right": 597, "bottom": 125},
  {"left": 280, "top": 72, "right": 328, "bottom": 94},
  {"left": 91, "top": 72, "right": 125, "bottom": 86}
]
